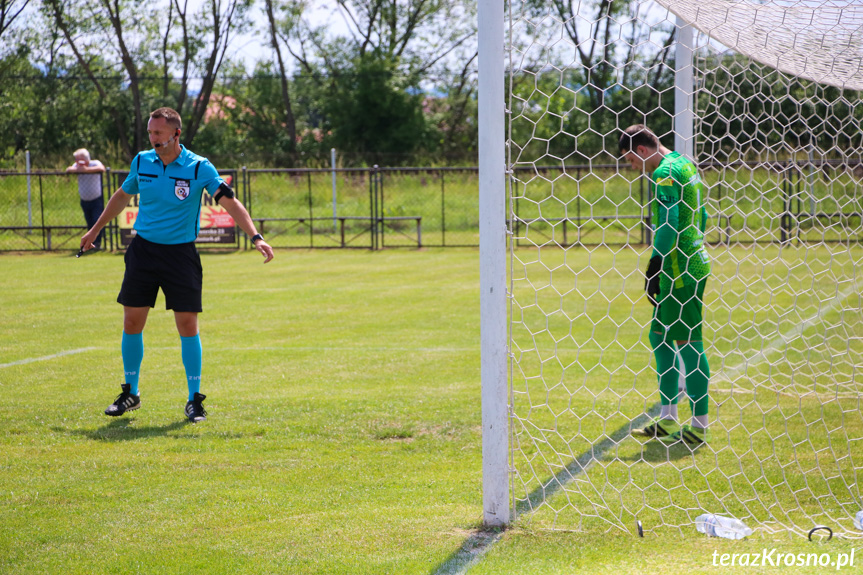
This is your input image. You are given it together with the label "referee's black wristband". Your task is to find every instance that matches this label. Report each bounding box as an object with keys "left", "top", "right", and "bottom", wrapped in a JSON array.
[{"left": 250, "top": 233, "right": 264, "bottom": 244}]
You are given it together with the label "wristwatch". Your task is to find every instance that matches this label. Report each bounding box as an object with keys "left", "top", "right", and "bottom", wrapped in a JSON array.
[{"left": 250, "top": 233, "right": 264, "bottom": 244}]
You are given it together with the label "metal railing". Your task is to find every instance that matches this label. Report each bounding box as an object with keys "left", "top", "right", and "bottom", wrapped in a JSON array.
[{"left": 1, "top": 160, "right": 861, "bottom": 252}]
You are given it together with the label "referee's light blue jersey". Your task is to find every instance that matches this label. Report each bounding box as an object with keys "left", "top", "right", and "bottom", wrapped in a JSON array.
[{"left": 121, "top": 146, "right": 224, "bottom": 244}]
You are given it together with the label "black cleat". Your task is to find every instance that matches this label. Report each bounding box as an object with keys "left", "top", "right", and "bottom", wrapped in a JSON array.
[
  {"left": 185, "top": 392, "right": 207, "bottom": 423},
  {"left": 632, "top": 416, "right": 679, "bottom": 440},
  {"left": 105, "top": 383, "right": 141, "bottom": 416}
]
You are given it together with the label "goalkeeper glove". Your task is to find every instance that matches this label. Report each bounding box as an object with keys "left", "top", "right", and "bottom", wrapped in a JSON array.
[{"left": 644, "top": 255, "right": 662, "bottom": 307}]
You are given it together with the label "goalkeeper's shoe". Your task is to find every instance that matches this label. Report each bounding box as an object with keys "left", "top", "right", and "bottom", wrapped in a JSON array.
[
  {"left": 632, "top": 416, "right": 679, "bottom": 439},
  {"left": 105, "top": 383, "right": 141, "bottom": 416},
  {"left": 185, "top": 392, "right": 207, "bottom": 423},
  {"left": 666, "top": 424, "right": 711, "bottom": 447}
]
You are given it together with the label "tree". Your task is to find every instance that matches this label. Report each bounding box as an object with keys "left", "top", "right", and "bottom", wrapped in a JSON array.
[
  {"left": 181, "top": 0, "right": 252, "bottom": 145},
  {"left": 696, "top": 53, "right": 863, "bottom": 162},
  {"left": 432, "top": 50, "right": 478, "bottom": 161},
  {"left": 325, "top": 55, "right": 427, "bottom": 164},
  {"left": 263, "top": 0, "right": 297, "bottom": 150},
  {"left": 511, "top": 0, "right": 677, "bottom": 164},
  {"left": 0, "top": 0, "right": 29, "bottom": 42},
  {"left": 271, "top": 0, "right": 477, "bottom": 164},
  {"left": 44, "top": 0, "right": 140, "bottom": 160},
  {"left": 0, "top": 0, "right": 31, "bottom": 96},
  {"left": 3, "top": 0, "right": 486, "bottom": 166},
  {"left": 43, "top": 0, "right": 250, "bottom": 160}
]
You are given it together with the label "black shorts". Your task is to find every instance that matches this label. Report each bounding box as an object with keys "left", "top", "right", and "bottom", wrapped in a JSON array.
[{"left": 117, "top": 235, "right": 203, "bottom": 312}]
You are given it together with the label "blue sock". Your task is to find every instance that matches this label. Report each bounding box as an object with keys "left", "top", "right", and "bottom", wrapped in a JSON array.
[
  {"left": 122, "top": 331, "right": 144, "bottom": 396},
  {"left": 181, "top": 334, "right": 202, "bottom": 401}
]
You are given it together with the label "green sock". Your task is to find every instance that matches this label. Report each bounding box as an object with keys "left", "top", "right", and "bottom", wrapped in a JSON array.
[
  {"left": 679, "top": 341, "right": 710, "bottom": 418},
  {"left": 650, "top": 330, "right": 679, "bottom": 406}
]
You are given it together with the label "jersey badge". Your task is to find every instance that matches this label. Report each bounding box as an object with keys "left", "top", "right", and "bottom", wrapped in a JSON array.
[{"left": 175, "top": 180, "right": 191, "bottom": 201}]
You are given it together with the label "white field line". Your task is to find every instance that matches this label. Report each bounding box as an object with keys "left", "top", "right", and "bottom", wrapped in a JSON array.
[
  {"left": 437, "top": 275, "right": 862, "bottom": 574},
  {"left": 134, "top": 345, "right": 477, "bottom": 354},
  {"left": 226, "top": 346, "right": 478, "bottom": 352},
  {"left": 430, "top": 531, "right": 505, "bottom": 575},
  {"left": 712, "top": 387, "right": 863, "bottom": 400},
  {"left": 0, "top": 347, "right": 98, "bottom": 369},
  {"left": 713, "top": 278, "right": 861, "bottom": 385}
]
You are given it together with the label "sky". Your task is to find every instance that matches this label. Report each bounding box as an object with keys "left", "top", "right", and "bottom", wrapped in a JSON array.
[
  {"left": 204, "top": 0, "right": 350, "bottom": 73},
  {"left": 8, "top": 0, "right": 349, "bottom": 74}
]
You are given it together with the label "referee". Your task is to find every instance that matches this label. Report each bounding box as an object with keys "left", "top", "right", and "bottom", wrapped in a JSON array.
[{"left": 80, "top": 107, "right": 274, "bottom": 423}]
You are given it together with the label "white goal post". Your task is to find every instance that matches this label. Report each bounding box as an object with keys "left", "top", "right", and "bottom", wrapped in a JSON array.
[
  {"left": 480, "top": 0, "right": 863, "bottom": 536},
  {"left": 478, "top": 0, "right": 509, "bottom": 527}
]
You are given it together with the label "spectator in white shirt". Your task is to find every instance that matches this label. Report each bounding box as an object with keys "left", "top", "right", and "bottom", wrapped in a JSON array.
[{"left": 67, "top": 148, "right": 107, "bottom": 250}]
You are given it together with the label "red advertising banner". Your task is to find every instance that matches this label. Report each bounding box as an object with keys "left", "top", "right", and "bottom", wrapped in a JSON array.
[{"left": 118, "top": 175, "right": 237, "bottom": 246}]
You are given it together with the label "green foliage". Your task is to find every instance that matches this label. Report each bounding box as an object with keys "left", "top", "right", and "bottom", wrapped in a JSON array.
[
  {"left": 509, "top": 0, "right": 678, "bottom": 165},
  {"left": 0, "top": 54, "right": 129, "bottom": 168},
  {"left": 509, "top": 68, "right": 675, "bottom": 166},
  {"left": 4, "top": 0, "right": 860, "bottom": 169},
  {"left": 697, "top": 54, "right": 863, "bottom": 161},
  {"left": 323, "top": 56, "right": 431, "bottom": 165},
  {"left": 195, "top": 63, "right": 337, "bottom": 167},
  {"left": 0, "top": 0, "right": 483, "bottom": 167}
]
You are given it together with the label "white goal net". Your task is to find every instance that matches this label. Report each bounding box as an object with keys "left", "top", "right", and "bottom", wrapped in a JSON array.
[{"left": 504, "top": 0, "right": 863, "bottom": 537}]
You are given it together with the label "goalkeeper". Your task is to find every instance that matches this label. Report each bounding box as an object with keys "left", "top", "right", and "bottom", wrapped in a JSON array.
[{"left": 620, "top": 125, "right": 712, "bottom": 446}]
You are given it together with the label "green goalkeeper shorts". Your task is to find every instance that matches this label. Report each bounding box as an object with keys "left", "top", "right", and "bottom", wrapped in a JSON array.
[{"left": 651, "top": 278, "right": 707, "bottom": 342}]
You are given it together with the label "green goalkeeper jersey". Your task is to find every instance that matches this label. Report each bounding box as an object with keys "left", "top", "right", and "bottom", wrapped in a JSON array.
[{"left": 650, "top": 151, "right": 711, "bottom": 290}]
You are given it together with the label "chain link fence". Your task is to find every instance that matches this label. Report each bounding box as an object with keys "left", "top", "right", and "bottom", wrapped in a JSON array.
[
  {"left": 244, "top": 167, "right": 480, "bottom": 249},
  {"left": 0, "top": 170, "right": 114, "bottom": 251},
  {"left": 2, "top": 161, "right": 859, "bottom": 252},
  {"left": 0, "top": 165, "right": 485, "bottom": 252}
]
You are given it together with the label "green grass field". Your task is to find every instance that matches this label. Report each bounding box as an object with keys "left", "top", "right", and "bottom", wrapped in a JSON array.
[
  {"left": 510, "top": 242, "right": 863, "bottom": 540},
  {"left": 1, "top": 248, "right": 861, "bottom": 574}
]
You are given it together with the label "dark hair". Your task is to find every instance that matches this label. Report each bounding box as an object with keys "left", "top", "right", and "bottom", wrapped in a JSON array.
[
  {"left": 150, "top": 107, "right": 182, "bottom": 131},
  {"left": 619, "top": 124, "right": 659, "bottom": 154}
]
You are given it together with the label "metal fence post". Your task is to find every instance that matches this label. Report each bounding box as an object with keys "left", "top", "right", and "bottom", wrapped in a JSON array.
[
  {"left": 331, "top": 148, "right": 338, "bottom": 233},
  {"left": 26, "top": 151, "right": 32, "bottom": 227},
  {"left": 369, "top": 165, "right": 381, "bottom": 250},
  {"left": 441, "top": 169, "right": 446, "bottom": 247},
  {"left": 308, "top": 171, "right": 314, "bottom": 248},
  {"left": 576, "top": 167, "right": 582, "bottom": 245},
  {"left": 379, "top": 168, "right": 385, "bottom": 249},
  {"left": 39, "top": 175, "right": 45, "bottom": 249},
  {"left": 242, "top": 166, "right": 249, "bottom": 250},
  {"left": 369, "top": 166, "right": 376, "bottom": 250},
  {"left": 105, "top": 167, "right": 114, "bottom": 251}
]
